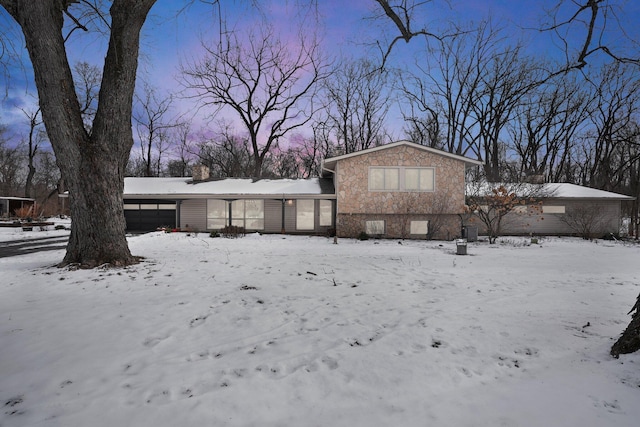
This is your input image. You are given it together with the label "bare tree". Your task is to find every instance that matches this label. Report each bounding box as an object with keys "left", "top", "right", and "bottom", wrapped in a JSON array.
[
  {"left": 543, "top": 0, "right": 640, "bottom": 72},
  {"left": 166, "top": 122, "right": 194, "bottom": 177},
  {"left": 133, "top": 83, "right": 177, "bottom": 177},
  {"left": 19, "top": 107, "right": 46, "bottom": 198},
  {"left": 72, "top": 61, "right": 101, "bottom": 132},
  {"left": 0, "top": 124, "right": 24, "bottom": 196},
  {"left": 398, "top": 21, "right": 498, "bottom": 158},
  {"left": 321, "top": 57, "right": 391, "bottom": 154},
  {"left": 196, "top": 123, "right": 254, "bottom": 179},
  {"left": 559, "top": 204, "right": 610, "bottom": 239},
  {"left": 181, "top": 22, "right": 330, "bottom": 178},
  {"left": 0, "top": 0, "right": 156, "bottom": 267},
  {"left": 465, "top": 182, "right": 545, "bottom": 244},
  {"left": 473, "top": 44, "right": 542, "bottom": 182},
  {"left": 507, "top": 74, "right": 591, "bottom": 183},
  {"left": 579, "top": 63, "right": 640, "bottom": 191}
]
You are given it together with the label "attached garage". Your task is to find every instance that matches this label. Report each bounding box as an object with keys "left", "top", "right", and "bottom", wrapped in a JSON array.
[{"left": 124, "top": 199, "right": 177, "bottom": 231}]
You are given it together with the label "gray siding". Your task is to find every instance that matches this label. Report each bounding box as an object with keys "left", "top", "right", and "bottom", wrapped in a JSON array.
[
  {"left": 264, "top": 199, "right": 283, "bottom": 233},
  {"left": 180, "top": 199, "right": 207, "bottom": 230},
  {"left": 489, "top": 199, "right": 622, "bottom": 236}
]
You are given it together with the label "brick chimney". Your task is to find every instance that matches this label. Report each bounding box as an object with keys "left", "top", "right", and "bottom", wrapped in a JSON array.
[{"left": 191, "top": 164, "right": 210, "bottom": 181}]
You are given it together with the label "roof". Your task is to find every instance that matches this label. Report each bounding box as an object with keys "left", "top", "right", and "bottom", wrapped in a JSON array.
[
  {"left": 123, "top": 177, "right": 335, "bottom": 199},
  {"left": 321, "top": 140, "right": 483, "bottom": 175},
  {"left": 544, "top": 183, "right": 634, "bottom": 200},
  {"left": 467, "top": 182, "right": 635, "bottom": 200},
  {"left": 0, "top": 196, "right": 35, "bottom": 202}
]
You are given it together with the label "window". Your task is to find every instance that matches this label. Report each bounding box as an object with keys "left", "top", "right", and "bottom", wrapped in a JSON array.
[
  {"left": 369, "top": 168, "right": 400, "bottom": 190},
  {"left": 366, "top": 220, "right": 385, "bottom": 235},
  {"left": 207, "top": 199, "right": 228, "bottom": 229},
  {"left": 410, "top": 220, "right": 429, "bottom": 235},
  {"left": 244, "top": 200, "right": 264, "bottom": 230},
  {"left": 405, "top": 168, "right": 434, "bottom": 191},
  {"left": 207, "top": 199, "right": 264, "bottom": 230},
  {"left": 319, "top": 200, "right": 333, "bottom": 226},
  {"left": 369, "top": 167, "right": 434, "bottom": 192},
  {"left": 296, "top": 199, "right": 315, "bottom": 230},
  {"left": 542, "top": 205, "right": 565, "bottom": 214}
]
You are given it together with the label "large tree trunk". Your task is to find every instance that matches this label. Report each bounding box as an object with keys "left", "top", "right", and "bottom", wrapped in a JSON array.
[
  {"left": 611, "top": 293, "right": 640, "bottom": 358},
  {"left": 1, "top": 0, "right": 156, "bottom": 267}
]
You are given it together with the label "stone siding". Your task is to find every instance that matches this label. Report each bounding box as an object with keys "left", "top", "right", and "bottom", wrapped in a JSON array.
[
  {"left": 334, "top": 145, "right": 467, "bottom": 239},
  {"left": 337, "top": 213, "right": 461, "bottom": 240}
]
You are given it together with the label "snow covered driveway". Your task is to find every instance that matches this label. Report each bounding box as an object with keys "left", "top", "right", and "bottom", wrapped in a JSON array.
[{"left": 1, "top": 231, "right": 639, "bottom": 426}]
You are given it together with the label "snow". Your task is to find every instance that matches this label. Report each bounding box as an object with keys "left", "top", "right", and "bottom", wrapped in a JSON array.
[
  {"left": 1, "top": 224, "right": 640, "bottom": 426},
  {"left": 467, "top": 182, "right": 634, "bottom": 200},
  {"left": 124, "top": 177, "right": 327, "bottom": 196},
  {"left": 544, "top": 183, "right": 635, "bottom": 199}
]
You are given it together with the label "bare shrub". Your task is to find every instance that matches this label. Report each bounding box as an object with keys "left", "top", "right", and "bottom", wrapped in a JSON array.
[{"left": 559, "top": 205, "right": 608, "bottom": 240}]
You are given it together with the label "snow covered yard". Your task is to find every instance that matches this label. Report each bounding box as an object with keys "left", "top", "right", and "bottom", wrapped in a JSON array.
[{"left": 1, "top": 228, "right": 639, "bottom": 427}]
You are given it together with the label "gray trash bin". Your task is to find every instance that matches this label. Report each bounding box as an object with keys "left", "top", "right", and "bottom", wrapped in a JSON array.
[{"left": 456, "top": 239, "right": 467, "bottom": 255}]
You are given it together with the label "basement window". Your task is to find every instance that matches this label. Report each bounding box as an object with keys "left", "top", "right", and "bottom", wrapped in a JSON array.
[
  {"left": 366, "top": 220, "right": 385, "bottom": 235},
  {"left": 410, "top": 220, "right": 429, "bottom": 235}
]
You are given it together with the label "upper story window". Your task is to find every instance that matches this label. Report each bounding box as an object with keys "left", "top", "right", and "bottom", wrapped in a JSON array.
[
  {"left": 369, "top": 167, "right": 399, "bottom": 191},
  {"left": 369, "top": 167, "right": 435, "bottom": 192}
]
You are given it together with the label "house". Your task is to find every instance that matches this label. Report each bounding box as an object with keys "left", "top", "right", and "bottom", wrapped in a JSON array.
[
  {"left": 123, "top": 140, "right": 483, "bottom": 238},
  {"left": 0, "top": 196, "right": 35, "bottom": 218},
  {"left": 466, "top": 182, "right": 635, "bottom": 237},
  {"left": 123, "top": 140, "right": 632, "bottom": 239}
]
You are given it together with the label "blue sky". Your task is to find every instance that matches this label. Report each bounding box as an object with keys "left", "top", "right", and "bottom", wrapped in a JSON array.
[{"left": 1, "top": 0, "right": 639, "bottom": 143}]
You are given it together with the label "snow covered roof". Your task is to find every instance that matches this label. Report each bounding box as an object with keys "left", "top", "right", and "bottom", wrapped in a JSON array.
[
  {"left": 0, "top": 196, "right": 35, "bottom": 202},
  {"left": 124, "top": 177, "right": 334, "bottom": 198},
  {"left": 544, "top": 183, "right": 634, "bottom": 199},
  {"left": 466, "top": 182, "right": 634, "bottom": 200}
]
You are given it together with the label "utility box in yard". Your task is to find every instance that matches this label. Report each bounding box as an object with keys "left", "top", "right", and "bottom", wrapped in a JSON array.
[
  {"left": 456, "top": 239, "right": 467, "bottom": 255},
  {"left": 463, "top": 226, "right": 478, "bottom": 242}
]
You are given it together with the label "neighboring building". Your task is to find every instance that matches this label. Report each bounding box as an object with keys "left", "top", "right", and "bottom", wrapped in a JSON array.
[
  {"left": 0, "top": 196, "right": 35, "bottom": 218},
  {"left": 467, "top": 183, "right": 635, "bottom": 237}
]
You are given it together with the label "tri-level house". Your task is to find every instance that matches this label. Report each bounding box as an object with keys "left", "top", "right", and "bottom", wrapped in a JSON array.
[{"left": 123, "top": 140, "right": 632, "bottom": 238}]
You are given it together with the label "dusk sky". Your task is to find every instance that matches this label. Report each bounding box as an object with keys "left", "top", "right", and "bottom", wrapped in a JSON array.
[{"left": 1, "top": 0, "right": 639, "bottom": 143}]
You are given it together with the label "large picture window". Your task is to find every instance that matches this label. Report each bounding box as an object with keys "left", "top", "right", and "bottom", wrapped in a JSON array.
[
  {"left": 296, "top": 199, "right": 315, "bottom": 230},
  {"left": 207, "top": 199, "right": 228, "bottom": 230},
  {"left": 207, "top": 199, "right": 264, "bottom": 230},
  {"left": 244, "top": 200, "right": 265, "bottom": 230},
  {"left": 369, "top": 167, "right": 435, "bottom": 192}
]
